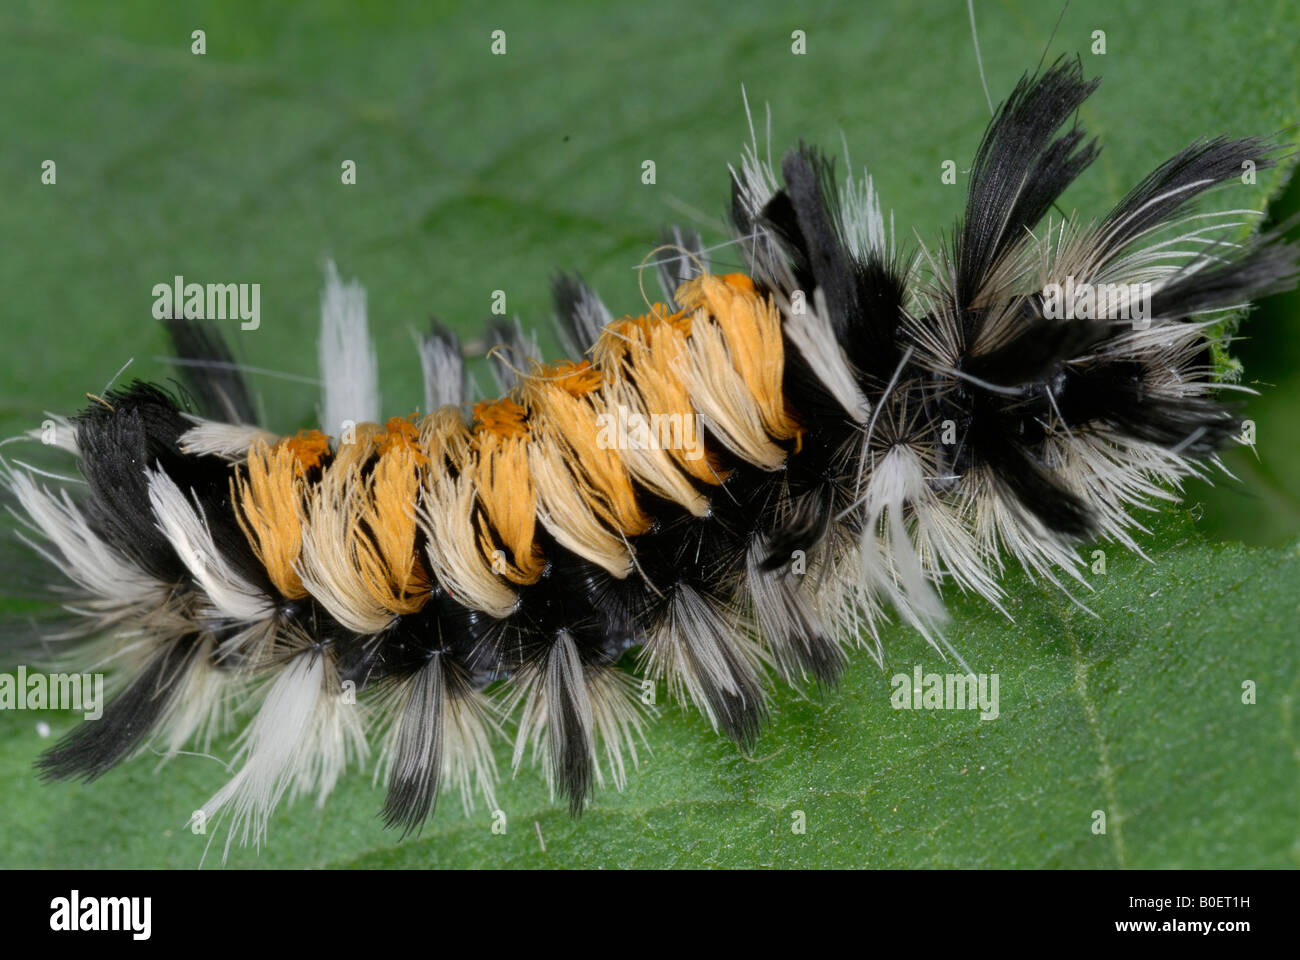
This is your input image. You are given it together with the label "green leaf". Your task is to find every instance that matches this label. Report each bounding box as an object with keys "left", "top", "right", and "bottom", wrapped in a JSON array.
[{"left": 1, "top": 0, "right": 1297, "bottom": 868}]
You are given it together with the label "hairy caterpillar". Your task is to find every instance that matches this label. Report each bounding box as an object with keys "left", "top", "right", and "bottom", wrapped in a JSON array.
[{"left": 4, "top": 53, "right": 1297, "bottom": 859}]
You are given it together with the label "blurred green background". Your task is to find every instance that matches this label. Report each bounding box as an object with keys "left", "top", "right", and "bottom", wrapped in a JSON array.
[
  {"left": 1188, "top": 168, "right": 1300, "bottom": 544},
  {"left": 0, "top": 0, "right": 1296, "bottom": 868}
]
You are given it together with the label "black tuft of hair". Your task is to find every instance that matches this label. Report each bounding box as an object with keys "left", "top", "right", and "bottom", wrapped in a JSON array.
[
  {"left": 37, "top": 635, "right": 201, "bottom": 782},
  {"left": 955, "top": 56, "right": 1100, "bottom": 326},
  {"left": 163, "top": 317, "right": 259, "bottom": 425}
]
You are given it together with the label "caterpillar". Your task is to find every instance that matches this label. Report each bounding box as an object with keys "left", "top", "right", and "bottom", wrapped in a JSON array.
[{"left": 4, "top": 54, "right": 1296, "bottom": 857}]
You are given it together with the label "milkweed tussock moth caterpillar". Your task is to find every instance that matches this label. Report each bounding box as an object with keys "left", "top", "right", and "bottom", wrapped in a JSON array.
[{"left": 4, "top": 56, "right": 1297, "bottom": 856}]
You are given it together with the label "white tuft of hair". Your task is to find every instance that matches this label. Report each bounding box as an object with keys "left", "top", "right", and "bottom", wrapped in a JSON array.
[
  {"left": 5, "top": 465, "right": 164, "bottom": 616},
  {"left": 178, "top": 418, "right": 278, "bottom": 461},
  {"left": 194, "top": 650, "right": 367, "bottom": 861},
  {"left": 558, "top": 283, "right": 615, "bottom": 357},
  {"left": 318, "top": 260, "right": 380, "bottom": 439},
  {"left": 837, "top": 139, "right": 893, "bottom": 262},
  {"left": 418, "top": 333, "right": 465, "bottom": 412},
  {"left": 146, "top": 467, "right": 275, "bottom": 623},
  {"left": 784, "top": 288, "right": 872, "bottom": 422},
  {"left": 151, "top": 636, "right": 236, "bottom": 765}
]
